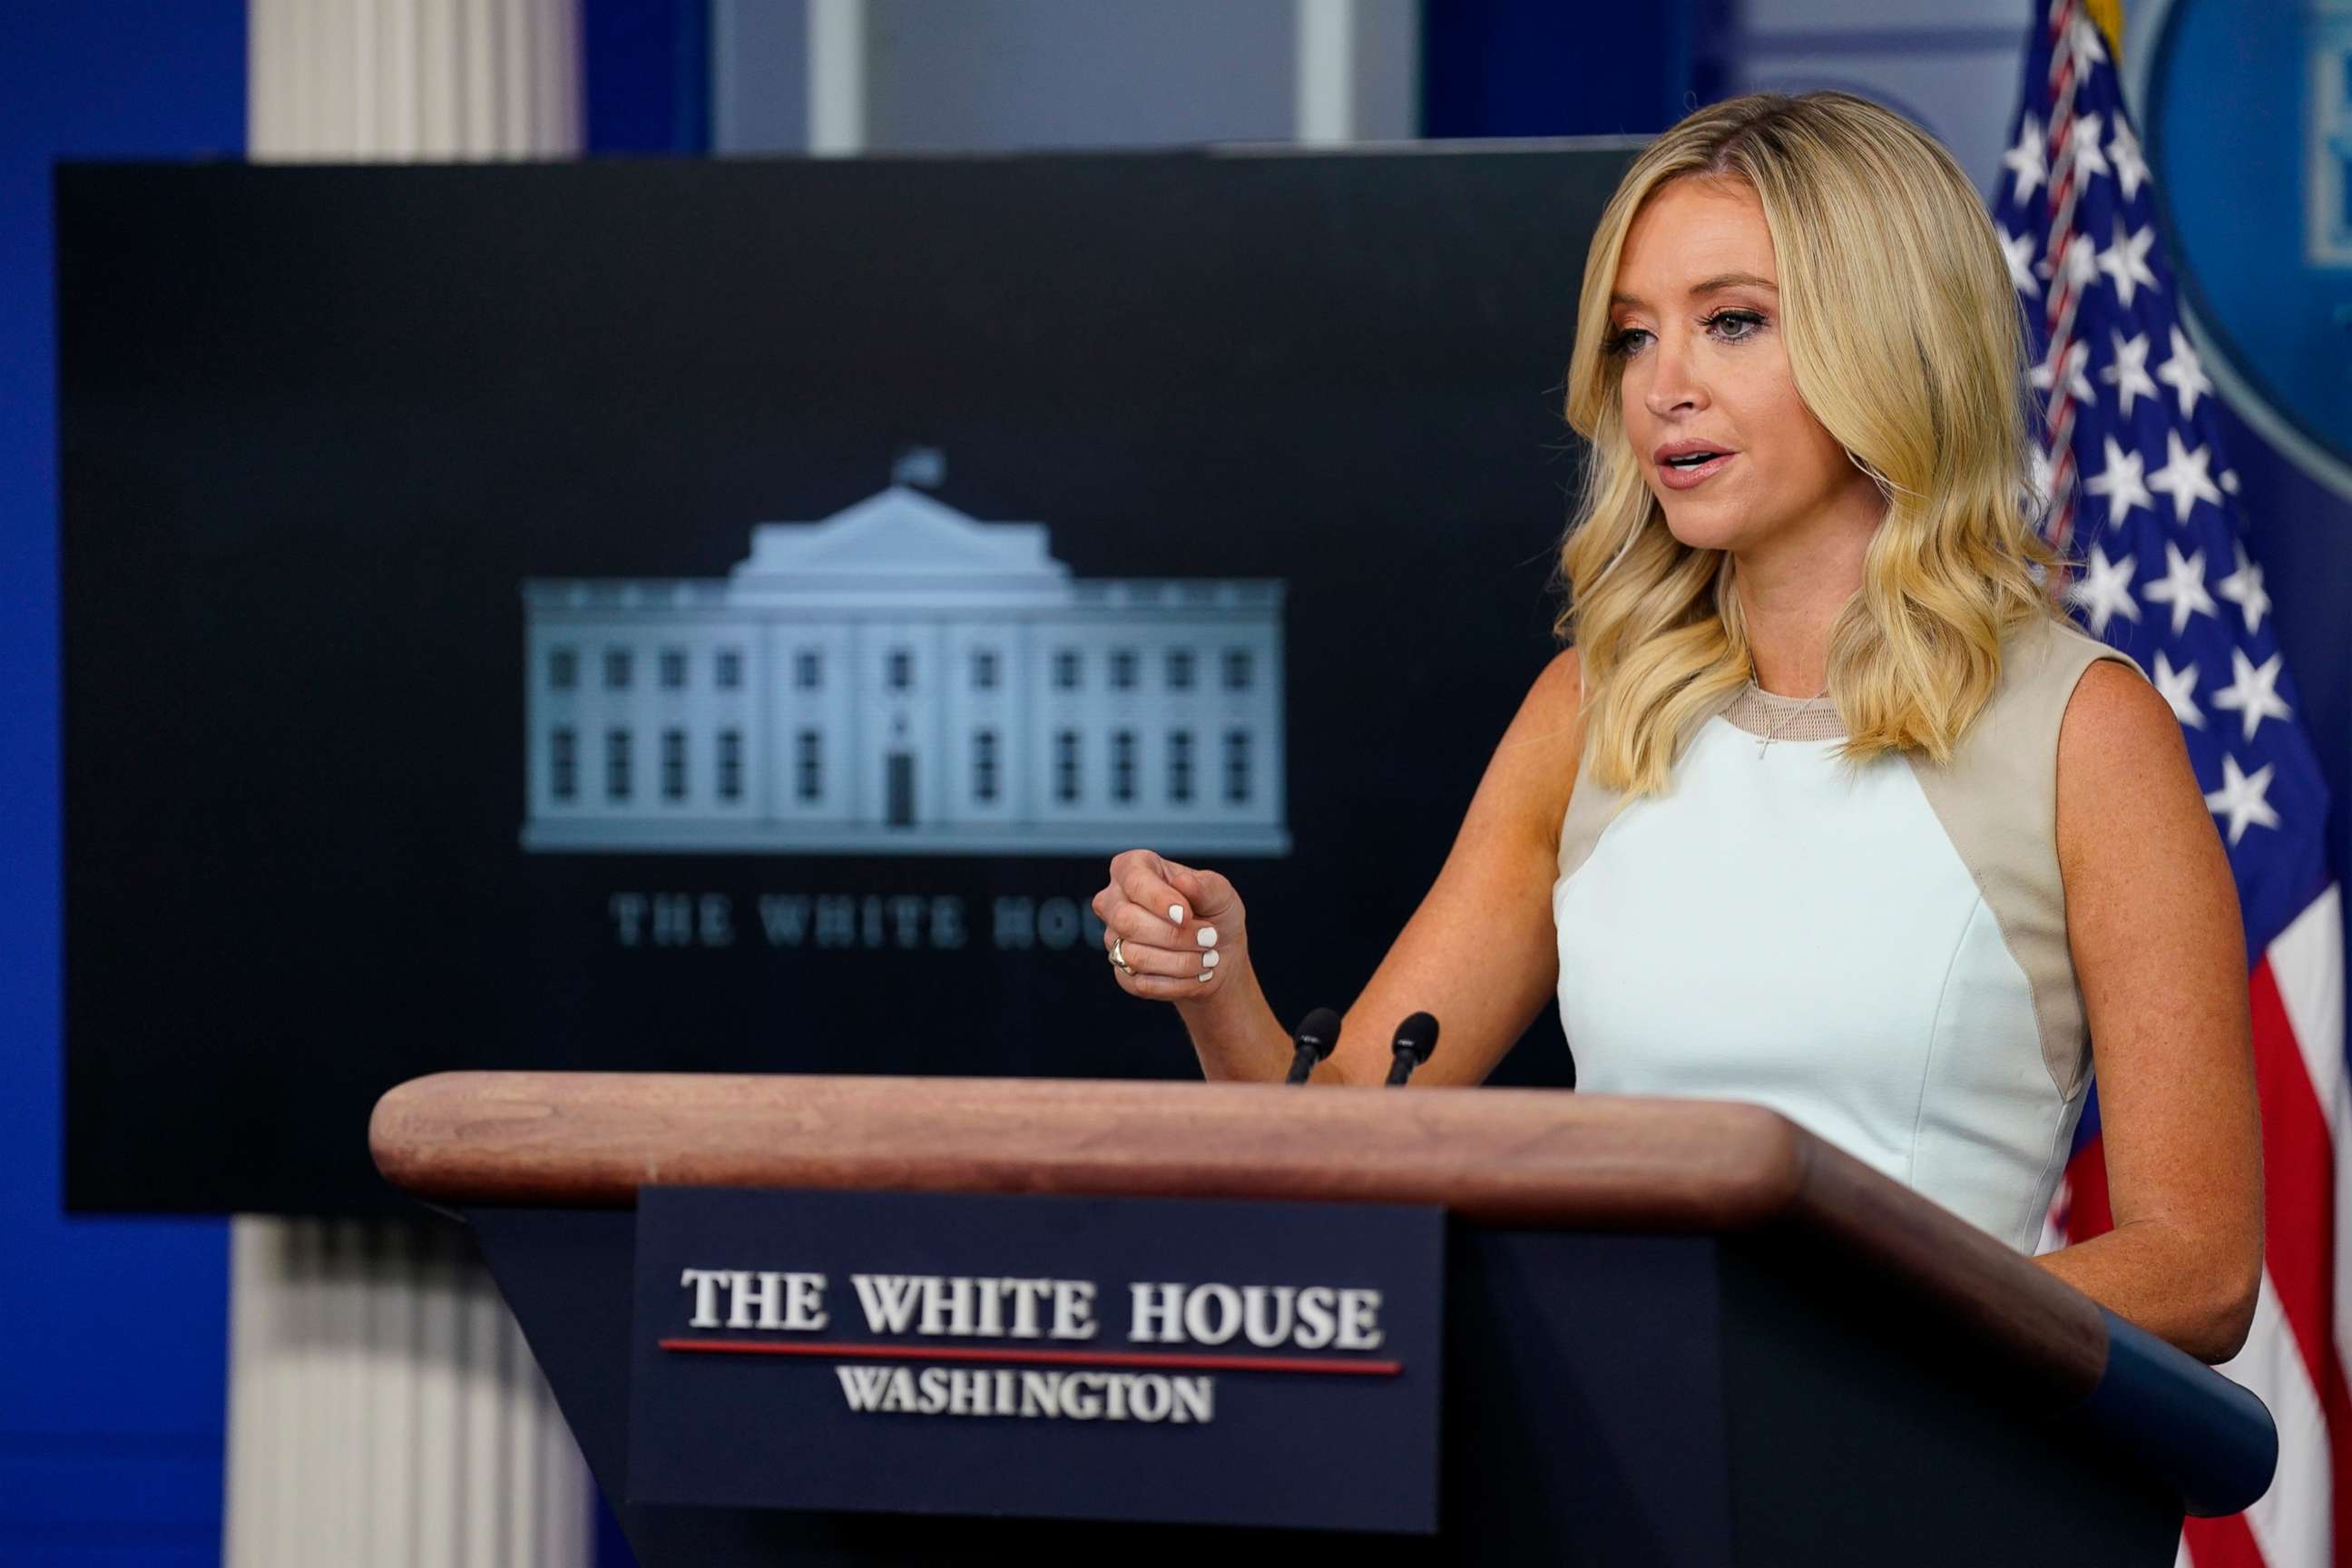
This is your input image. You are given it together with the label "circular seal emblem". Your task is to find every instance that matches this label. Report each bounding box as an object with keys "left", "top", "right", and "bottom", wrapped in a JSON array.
[{"left": 2129, "top": 0, "right": 2352, "bottom": 502}]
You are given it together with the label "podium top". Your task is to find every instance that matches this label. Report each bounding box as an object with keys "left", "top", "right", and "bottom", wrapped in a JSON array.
[
  {"left": 371, "top": 1070, "right": 2278, "bottom": 1517},
  {"left": 371, "top": 1070, "right": 2102, "bottom": 1387}
]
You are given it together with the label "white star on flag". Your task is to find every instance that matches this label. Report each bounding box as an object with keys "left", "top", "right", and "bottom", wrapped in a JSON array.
[
  {"left": 2211, "top": 648, "right": 2292, "bottom": 744},
  {"left": 2147, "top": 430, "right": 2222, "bottom": 524},
  {"left": 2058, "top": 230, "right": 2102, "bottom": 290},
  {"left": 2083, "top": 436, "right": 2154, "bottom": 530},
  {"left": 2157, "top": 325, "right": 2212, "bottom": 418},
  {"left": 2096, "top": 220, "right": 2157, "bottom": 309},
  {"left": 1999, "top": 225, "right": 2039, "bottom": 297},
  {"left": 2151, "top": 651, "right": 2204, "bottom": 729},
  {"left": 2106, "top": 117, "right": 2149, "bottom": 202},
  {"left": 2100, "top": 330, "right": 2158, "bottom": 416},
  {"left": 2065, "top": 542, "right": 2139, "bottom": 635},
  {"left": 2217, "top": 540, "right": 2271, "bottom": 634},
  {"left": 2004, "top": 113, "right": 2047, "bottom": 205},
  {"left": 2065, "top": 113, "right": 2111, "bottom": 186},
  {"left": 2141, "top": 539, "right": 2220, "bottom": 635},
  {"left": 2203, "top": 751, "right": 2280, "bottom": 846},
  {"left": 2032, "top": 338, "right": 2095, "bottom": 407}
]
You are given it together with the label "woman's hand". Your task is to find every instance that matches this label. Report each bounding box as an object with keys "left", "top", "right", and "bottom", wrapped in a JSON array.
[
  {"left": 1093, "top": 648, "right": 1582, "bottom": 1084},
  {"left": 1093, "top": 848, "right": 1243, "bottom": 1002}
]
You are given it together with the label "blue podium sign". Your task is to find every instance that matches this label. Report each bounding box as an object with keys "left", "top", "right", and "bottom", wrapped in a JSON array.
[{"left": 627, "top": 1187, "right": 1445, "bottom": 1533}]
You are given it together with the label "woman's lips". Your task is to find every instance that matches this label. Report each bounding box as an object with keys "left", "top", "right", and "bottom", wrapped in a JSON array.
[{"left": 1654, "top": 452, "right": 1735, "bottom": 491}]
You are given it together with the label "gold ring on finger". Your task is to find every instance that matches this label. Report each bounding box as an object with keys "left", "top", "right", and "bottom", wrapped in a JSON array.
[{"left": 1109, "top": 936, "right": 1135, "bottom": 976}]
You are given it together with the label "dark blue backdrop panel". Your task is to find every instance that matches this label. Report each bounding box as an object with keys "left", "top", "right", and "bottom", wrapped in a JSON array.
[
  {"left": 2, "top": 5, "right": 240, "bottom": 1563},
  {"left": 57, "top": 146, "right": 1625, "bottom": 1217},
  {"left": 585, "top": 0, "right": 712, "bottom": 155},
  {"left": 1421, "top": 0, "right": 1728, "bottom": 140}
]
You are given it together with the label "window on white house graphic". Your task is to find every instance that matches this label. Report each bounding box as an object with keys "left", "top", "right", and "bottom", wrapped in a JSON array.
[
  {"left": 661, "top": 729, "right": 686, "bottom": 801},
  {"left": 1054, "top": 649, "right": 1081, "bottom": 691},
  {"left": 794, "top": 649, "right": 821, "bottom": 690},
  {"left": 1166, "top": 650, "right": 1195, "bottom": 691},
  {"left": 717, "top": 730, "right": 743, "bottom": 801},
  {"left": 974, "top": 729, "right": 999, "bottom": 802},
  {"left": 1168, "top": 729, "right": 1193, "bottom": 803},
  {"left": 660, "top": 648, "right": 687, "bottom": 690},
  {"left": 716, "top": 648, "right": 744, "bottom": 690},
  {"left": 605, "top": 729, "right": 632, "bottom": 800},
  {"left": 604, "top": 648, "right": 632, "bottom": 691},
  {"left": 887, "top": 649, "right": 913, "bottom": 691},
  {"left": 1224, "top": 729, "right": 1251, "bottom": 804},
  {"left": 1110, "top": 649, "right": 1137, "bottom": 690},
  {"left": 1222, "top": 649, "right": 1252, "bottom": 691},
  {"left": 795, "top": 730, "right": 822, "bottom": 801},
  {"left": 972, "top": 649, "right": 999, "bottom": 691},
  {"left": 1054, "top": 730, "right": 1080, "bottom": 803},
  {"left": 1112, "top": 730, "right": 1137, "bottom": 803},
  {"left": 551, "top": 728, "right": 576, "bottom": 800},
  {"left": 548, "top": 647, "right": 577, "bottom": 691},
  {"left": 2312, "top": 22, "right": 2352, "bottom": 263}
]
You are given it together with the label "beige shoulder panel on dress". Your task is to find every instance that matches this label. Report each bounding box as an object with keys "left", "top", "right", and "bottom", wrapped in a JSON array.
[
  {"left": 1906, "top": 614, "right": 2148, "bottom": 1100},
  {"left": 1554, "top": 727, "right": 1624, "bottom": 887},
  {"left": 1554, "top": 684, "right": 1743, "bottom": 885}
]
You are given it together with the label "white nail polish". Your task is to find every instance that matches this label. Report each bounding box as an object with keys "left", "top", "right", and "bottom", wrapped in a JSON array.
[
  {"left": 1169, "top": 904, "right": 1186, "bottom": 925},
  {"left": 1196, "top": 926, "right": 1218, "bottom": 947},
  {"left": 1203, "top": 950, "right": 1220, "bottom": 968}
]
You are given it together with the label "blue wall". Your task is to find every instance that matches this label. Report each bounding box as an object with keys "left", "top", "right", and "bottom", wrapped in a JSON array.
[
  {"left": 1422, "top": 0, "right": 1721, "bottom": 138},
  {"left": 584, "top": 0, "right": 713, "bottom": 155},
  {"left": 0, "top": 4, "right": 242, "bottom": 1563}
]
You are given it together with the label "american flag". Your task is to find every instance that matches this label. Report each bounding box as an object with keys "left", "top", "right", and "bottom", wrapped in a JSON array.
[{"left": 1995, "top": 2, "right": 2347, "bottom": 1562}]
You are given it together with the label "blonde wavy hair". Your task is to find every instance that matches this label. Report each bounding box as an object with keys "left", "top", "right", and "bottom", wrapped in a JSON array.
[{"left": 1556, "top": 90, "right": 2065, "bottom": 798}]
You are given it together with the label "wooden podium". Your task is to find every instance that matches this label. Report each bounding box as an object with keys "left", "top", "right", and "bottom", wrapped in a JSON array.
[{"left": 370, "top": 1072, "right": 2275, "bottom": 1565}]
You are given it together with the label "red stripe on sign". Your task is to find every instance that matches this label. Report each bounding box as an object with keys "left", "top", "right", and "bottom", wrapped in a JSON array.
[
  {"left": 658, "top": 1338, "right": 1403, "bottom": 1377},
  {"left": 2181, "top": 1506, "right": 2268, "bottom": 1568}
]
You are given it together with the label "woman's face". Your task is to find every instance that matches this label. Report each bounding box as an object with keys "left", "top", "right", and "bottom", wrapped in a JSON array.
[{"left": 1606, "top": 175, "right": 1883, "bottom": 557}]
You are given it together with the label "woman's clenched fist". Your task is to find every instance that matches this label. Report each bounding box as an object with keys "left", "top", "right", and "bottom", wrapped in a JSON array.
[{"left": 1093, "top": 848, "right": 1245, "bottom": 1001}]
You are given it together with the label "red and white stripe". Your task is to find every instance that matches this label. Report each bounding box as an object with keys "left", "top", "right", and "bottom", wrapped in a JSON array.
[{"left": 2063, "top": 886, "right": 2349, "bottom": 1564}]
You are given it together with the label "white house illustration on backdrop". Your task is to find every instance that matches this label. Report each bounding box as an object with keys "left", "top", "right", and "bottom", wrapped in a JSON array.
[{"left": 521, "top": 480, "right": 1289, "bottom": 856}]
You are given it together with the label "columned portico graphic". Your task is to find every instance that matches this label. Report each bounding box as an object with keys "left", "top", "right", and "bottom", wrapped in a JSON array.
[{"left": 523, "top": 485, "right": 1289, "bottom": 856}]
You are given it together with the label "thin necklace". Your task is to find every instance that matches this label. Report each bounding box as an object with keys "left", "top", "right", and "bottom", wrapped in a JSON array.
[{"left": 1747, "top": 673, "right": 1831, "bottom": 760}]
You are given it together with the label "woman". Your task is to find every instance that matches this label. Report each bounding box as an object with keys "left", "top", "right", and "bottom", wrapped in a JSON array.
[{"left": 1092, "top": 92, "right": 2261, "bottom": 1365}]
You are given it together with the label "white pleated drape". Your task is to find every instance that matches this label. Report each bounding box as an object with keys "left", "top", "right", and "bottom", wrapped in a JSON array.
[
  {"left": 248, "top": 0, "right": 582, "bottom": 160},
  {"left": 224, "top": 1221, "right": 592, "bottom": 1568},
  {"left": 229, "top": 5, "right": 593, "bottom": 1565}
]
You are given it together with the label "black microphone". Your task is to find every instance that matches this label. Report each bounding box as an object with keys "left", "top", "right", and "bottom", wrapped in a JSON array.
[
  {"left": 1284, "top": 1007, "right": 1343, "bottom": 1085},
  {"left": 1382, "top": 1011, "right": 1439, "bottom": 1086}
]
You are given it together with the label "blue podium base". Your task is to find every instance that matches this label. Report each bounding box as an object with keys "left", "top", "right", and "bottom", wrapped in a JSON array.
[{"left": 471, "top": 1208, "right": 2179, "bottom": 1565}]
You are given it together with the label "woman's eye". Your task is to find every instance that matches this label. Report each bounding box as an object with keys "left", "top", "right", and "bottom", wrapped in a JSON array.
[
  {"left": 1602, "top": 327, "right": 1651, "bottom": 359},
  {"left": 1707, "top": 309, "right": 1766, "bottom": 342}
]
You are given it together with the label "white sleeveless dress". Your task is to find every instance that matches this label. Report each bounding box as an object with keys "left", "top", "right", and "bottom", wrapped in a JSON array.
[{"left": 1550, "top": 616, "right": 2143, "bottom": 1252}]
